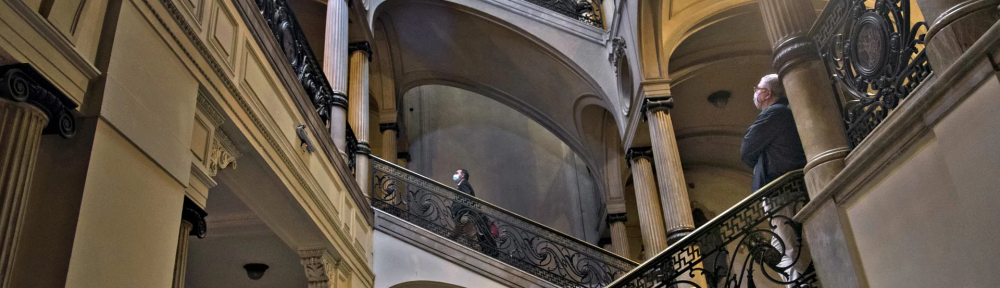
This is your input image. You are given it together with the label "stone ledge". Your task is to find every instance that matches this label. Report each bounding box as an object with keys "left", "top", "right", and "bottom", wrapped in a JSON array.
[{"left": 374, "top": 210, "right": 559, "bottom": 288}]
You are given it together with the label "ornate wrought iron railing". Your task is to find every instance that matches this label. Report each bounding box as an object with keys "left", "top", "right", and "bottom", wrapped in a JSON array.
[
  {"left": 371, "top": 157, "right": 637, "bottom": 287},
  {"left": 346, "top": 124, "right": 358, "bottom": 173},
  {"left": 525, "top": 0, "right": 604, "bottom": 28},
  {"left": 253, "top": 0, "right": 337, "bottom": 125},
  {"left": 811, "top": 0, "right": 932, "bottom": 148},
  {"left": 605, "top": 171, "right": 818, "bottom": 288}
]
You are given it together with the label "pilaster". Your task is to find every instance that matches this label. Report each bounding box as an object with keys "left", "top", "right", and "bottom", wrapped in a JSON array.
[
  {"left": 0, "top": 64, "right": 77, "bottom": 288},
  {"left": 641, "top": 97, "right": 694, "bottom": 244},
  {"left": 625, "top": 148, "right": 667, "bottom": 259},
  {"left": 396, "top": 152, "right": 410, "bottom": 168}
]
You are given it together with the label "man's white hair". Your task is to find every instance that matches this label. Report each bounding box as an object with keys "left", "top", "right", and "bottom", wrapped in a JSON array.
[{"left": 761, "top": 74, "right": 785, "bottom": 97}]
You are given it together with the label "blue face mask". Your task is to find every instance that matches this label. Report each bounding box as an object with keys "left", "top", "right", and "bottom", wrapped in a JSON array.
[{"left": 453, "top": 174, "right": 460, "bottom": 182}]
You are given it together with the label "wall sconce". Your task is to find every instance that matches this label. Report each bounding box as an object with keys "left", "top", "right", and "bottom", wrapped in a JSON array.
[{"left": 707, "top": 90, "right": 731, "bottom": 108}]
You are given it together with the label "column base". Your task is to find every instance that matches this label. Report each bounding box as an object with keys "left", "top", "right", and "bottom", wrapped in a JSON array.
[{"left": 925, "top": 1, "right": 1000, "bottom": 71}]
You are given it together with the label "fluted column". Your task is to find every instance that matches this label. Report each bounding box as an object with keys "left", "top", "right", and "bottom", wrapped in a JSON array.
[
  {"left": 172, "top": 199, "right": 206, "bottom": 288},
  {"left": 0, "top": 64, "right": 76, "bottom": 288},
  {"left": 379, "top": 123, "right": 398, "bottom": 163},
  {"left": 759, "top": 1, "right": 857, "bottom": 287},
  {"left": 299, "top": 249, "right": 338, "bottom": 288},
  {"left": 396, "top": 152, "right": 410, "bottom": 168},
  {"left": 625, "top": 148, "right": 667, "bottom": 259},
  {"left": 348, "top": 42, "right": 371, "bottom": 196},
  {"left": 323, "top": 0, "right": 349, "bottom": 152},
  {"left": 917, "top": 0, "right": 999, "bottom": 70},
  {"left": 641, "top": 97, "right": 695, "bottom": 245},
  {"left": 606, "top": 213, "right": 631, "bottom": 259}
]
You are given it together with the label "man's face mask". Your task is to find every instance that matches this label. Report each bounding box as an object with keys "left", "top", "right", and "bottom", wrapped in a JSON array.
[{"left": 453, "top": 174, "right": 460, "bottom": 182}]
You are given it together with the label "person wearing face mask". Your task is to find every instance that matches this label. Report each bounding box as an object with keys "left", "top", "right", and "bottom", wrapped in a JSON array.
[
  {"left": 448, "top": 168, "right": 499, "bottom": 257},
  {"left": 453, "top": 169, "right": 475, "bottom": 196},
  {"left": 742, "top": 74, "right": 812, "bottom": 285}
]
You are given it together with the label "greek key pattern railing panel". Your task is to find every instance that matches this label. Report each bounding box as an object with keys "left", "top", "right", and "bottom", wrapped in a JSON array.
[
  {"left": 371, "top": 157, "right": 636, "bottom": 288},
  {"left": 812, "top": 0, "right": 932, "bottom": 147},
  {"left": 606, "top": 171, "right": 819, "bottom": 288}
]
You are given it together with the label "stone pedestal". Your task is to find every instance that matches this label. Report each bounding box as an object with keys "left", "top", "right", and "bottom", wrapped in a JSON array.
[
  {"left": 642, "top": 97, "right": 695, "bottom": 244},
  {"left": 323, "top": 0, "right": 349, "bottom": 152},
  {"left": 625, "top": 148, "right": 668, "bottom": 259},
  {"left": 759, "top": 0, "right": 857, "bottom": 286},
  {"left": 348, "top": 42, "right": 371, "bottom": 196},
  {"left": 0, "top": 64, "right": 76, "bottom": 288},
  {"left": 917, "top": 0, "right": 1000, "bottom": 71},
  {"left": 606, "top": 213, "right": 630, "bottom": 259}
]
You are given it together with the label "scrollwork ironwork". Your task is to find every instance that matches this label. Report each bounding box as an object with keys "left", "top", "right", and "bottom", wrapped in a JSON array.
[
  {"left": 370, "top": 157, "right": 636, "bottom": 287},
  {"left": 252, "top": 0, "right": 342, "bottom": 126},
  {"left": 523, "top": 0, "right": 604, "bottom": 29},
  {"left": 814, "top": 0, "right": 932, "bottom": 147},
  {"left": 606, "top": 171, "right": 819, "bottom": 288}
]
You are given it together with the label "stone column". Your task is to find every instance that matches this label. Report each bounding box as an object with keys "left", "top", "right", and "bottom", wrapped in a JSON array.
[
  {"left": 625, "top": 148, "right": 668, "bottom": 259},
  {"left": 916, "top": 0, "right": 999, "bottom": 70},
  {"left": 172, "top": 199, "right": 207, "bottom": 288},
  {"left": 348, "top": 42, "right": 372, "bottom": 196},
  {"left": 299, "top": 249, "right": 338, "bottom": 288},
  {"left": 379, "top": 122, "right": 398, "bottom": 163},
  {"left": 0, "top": 64, "right": 76, "bottom": 288},
  {"left": 323, "top": 0, "right": 349, "bottom": 152},
  {"left": 641, "top": 97, "right": 695, "bottom": 245},
  {"left": 759, "top": 0, "right": 858, "bottom": 287},
  {"left": 606, "top": 213, "right": 630, "bottom": 259}
]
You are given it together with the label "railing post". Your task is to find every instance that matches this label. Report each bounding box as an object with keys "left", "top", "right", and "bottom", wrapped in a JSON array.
[{"left": 758, "top": 0, "right": 859, "bottom": 287}]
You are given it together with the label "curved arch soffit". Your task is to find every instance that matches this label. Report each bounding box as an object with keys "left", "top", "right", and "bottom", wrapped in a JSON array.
[
  {"left": 638, "top": 0, "right": 762, "bottom": 77},
  {"left": 372, "top": 0, "right": 621, "bottom": 125}
]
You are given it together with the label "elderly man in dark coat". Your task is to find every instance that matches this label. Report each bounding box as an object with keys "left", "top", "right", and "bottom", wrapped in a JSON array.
[{"left": 742, "top": 74, "right": 811, "bottom": 284}]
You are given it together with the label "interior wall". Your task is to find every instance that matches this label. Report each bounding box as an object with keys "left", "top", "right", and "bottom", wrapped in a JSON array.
[
  {"left": 402, "top": 85, "right": 602, "bottom": 243},
  {"left": 845, "top": 77, "right": 1000, "bottom": 287},
  {"left": 373, "top": 230, "right": 506, "bottom": 288}
]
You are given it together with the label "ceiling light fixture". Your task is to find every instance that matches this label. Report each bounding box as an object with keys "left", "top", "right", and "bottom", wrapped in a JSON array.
[{"left": 708, "top": 90, "right": 731, "bottom": 108}]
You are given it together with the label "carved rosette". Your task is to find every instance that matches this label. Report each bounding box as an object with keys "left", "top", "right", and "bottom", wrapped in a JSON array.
[
  {"left": 0, "top": 64, "right": 78, "bottom": 138},
  {"left": 208, "top": 130, "right": 242, "bottom": 177}
]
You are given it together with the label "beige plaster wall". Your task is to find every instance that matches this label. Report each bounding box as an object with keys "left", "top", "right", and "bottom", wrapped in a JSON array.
[
  {"left": 402, "top": 85, "right": 603, "bottom": 243},
  {"left": 63, "top": 120, "right": 186, "bottom": 288},
  {"left": 846, "top": 78, "right": 1000, "bottom": 287},
  {"left": 372, "top": 230, "right": 509, "bottom": 288}
]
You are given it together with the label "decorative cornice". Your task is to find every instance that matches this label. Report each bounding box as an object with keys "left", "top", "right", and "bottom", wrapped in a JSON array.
[
  {"left": 0, "top": 64, "right": 78, "bottom": 138},
  {"left": 196, "top": 91, "right": 226, "bottom": 127},
  {"left": 606, "top": 213, "right": 627, "bottom": 224},
  {"left": 396, "top": 152, "right": 411, "bottom": 161},
  {"left": 640, "top": 96, "right": 673, "bottom": 121},
  {"left": 348, "top": 41, "right": 372, "bottom": 61},
  {"left": 625, "top": 147, "right": 653, "bottom": 165},
  {"left": 772, "top": 36, "right": 820, "bottom": 76},
  {"left": 378, "top": 122, "right": 398, "bottom": 133},
  {"left": 355, "top": 141, "right": 371, "bottom": 155},
  {"left": 182, "top": 197, "right": 208, "bottom": 238},
  {"left": 608, "top": 36, "right": 626, "bottom": 73}
]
